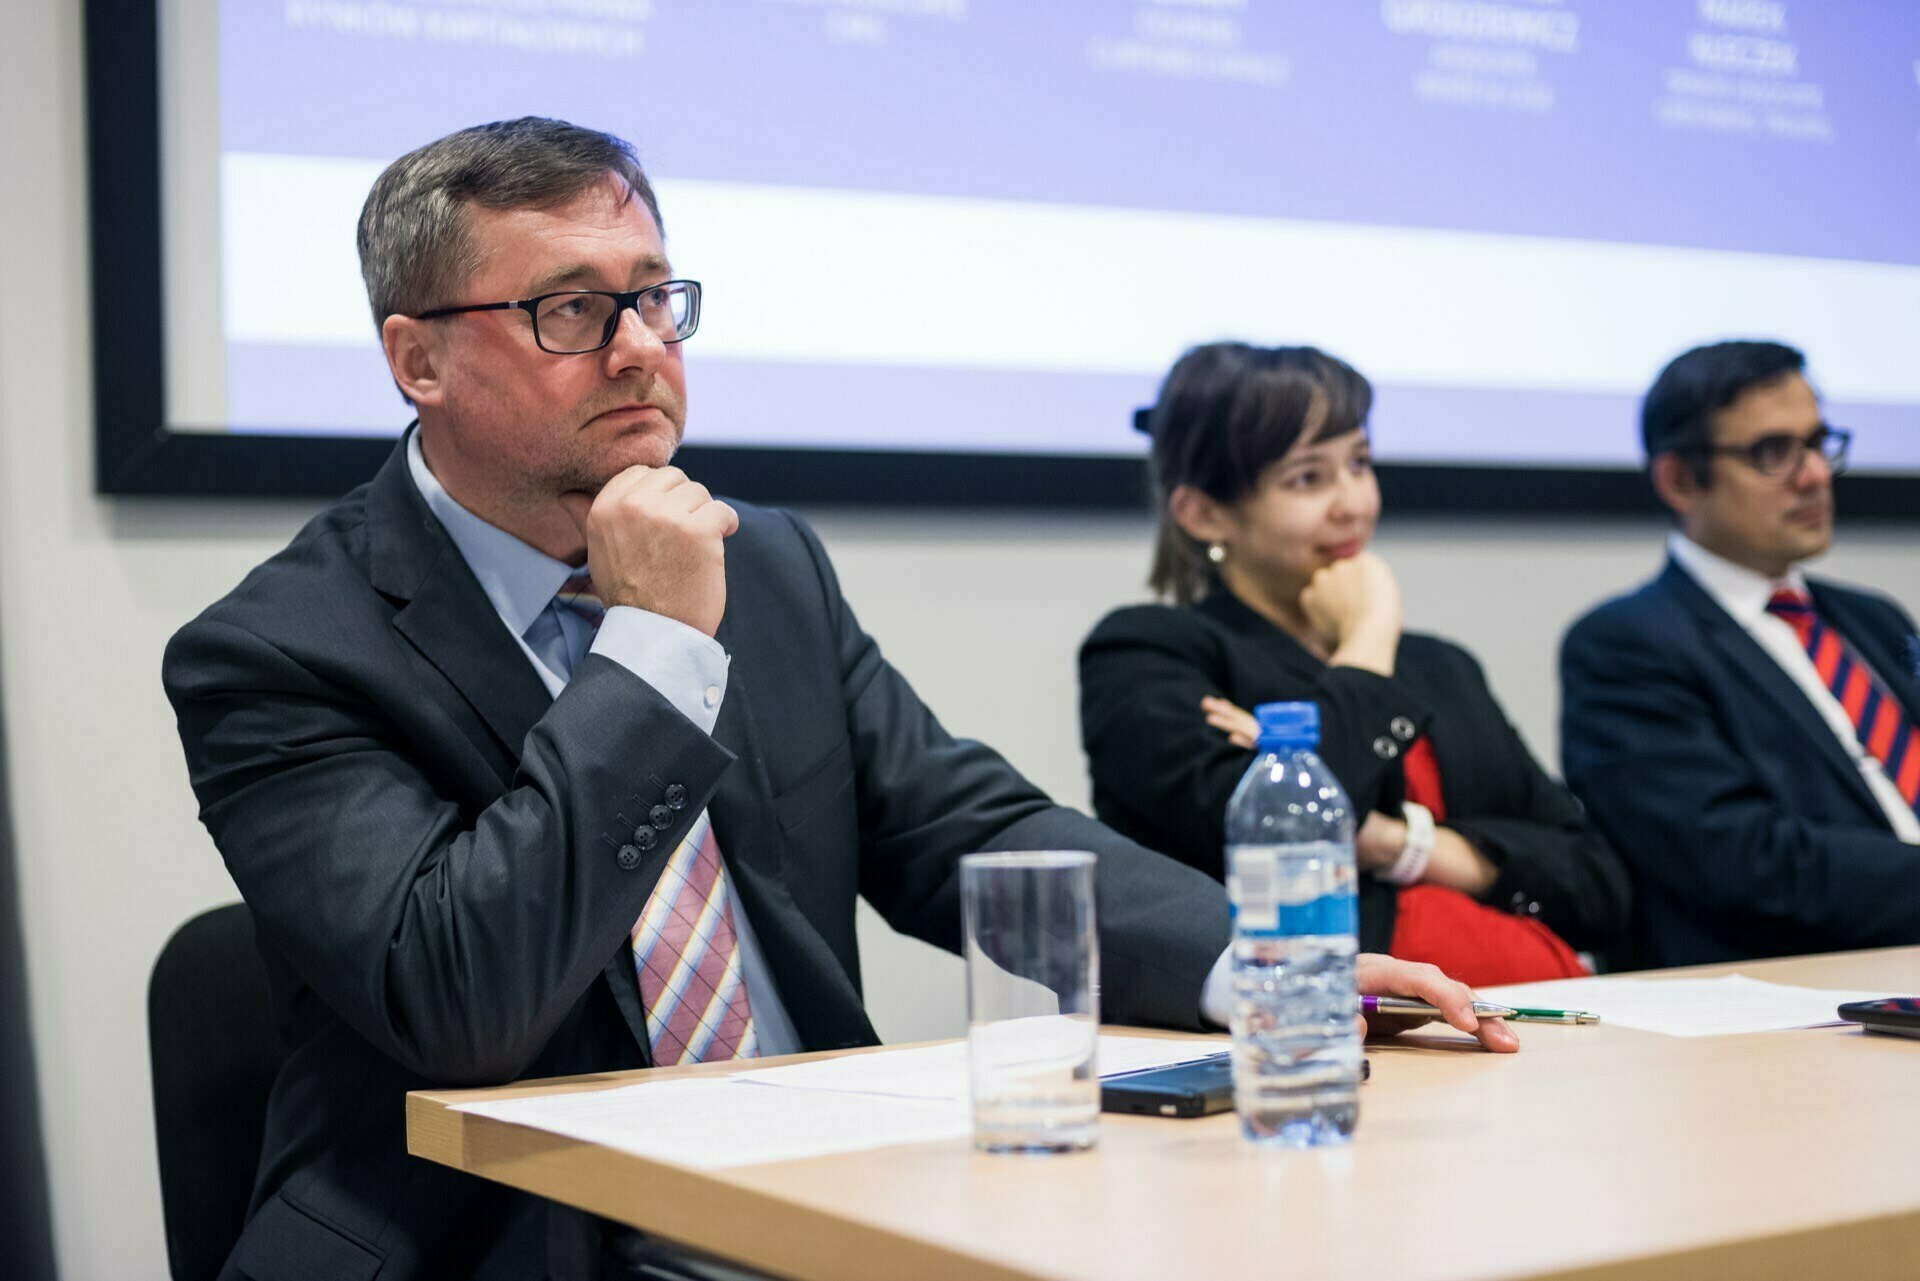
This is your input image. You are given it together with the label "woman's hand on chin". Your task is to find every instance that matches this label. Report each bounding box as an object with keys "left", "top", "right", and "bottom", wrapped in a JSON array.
[{"left": 1301, "top": 551, "right": 1403, "bottom": 675}]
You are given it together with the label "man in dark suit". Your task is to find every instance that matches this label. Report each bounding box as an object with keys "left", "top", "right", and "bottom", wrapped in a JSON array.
[
  {"left": 165, "top": 119, "right": 1509, "bottom": 1280},
  {"left": 1561, "top": 340, "right": 1920, "bottom": 968}
]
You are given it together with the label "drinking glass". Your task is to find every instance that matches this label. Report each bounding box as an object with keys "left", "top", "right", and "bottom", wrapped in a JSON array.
[{"left": 960, "top": 850, "right": 1100, "bottom": 1153}]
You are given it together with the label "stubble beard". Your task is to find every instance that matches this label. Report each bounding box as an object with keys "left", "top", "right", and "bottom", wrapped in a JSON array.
[{"left": 548, "top": 409, "right": 685, "bottom": 499}]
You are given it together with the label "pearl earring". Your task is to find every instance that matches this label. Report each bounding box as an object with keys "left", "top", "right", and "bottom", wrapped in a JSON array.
[{"left": 1206, "top": 542, "right": 1227, "bottom": 565}]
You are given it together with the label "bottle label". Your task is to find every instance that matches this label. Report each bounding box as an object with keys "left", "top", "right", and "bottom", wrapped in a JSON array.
[
  {"left": 1228, "top": 846, "right": 1280, "bottom": 934},
  {"left": 1228, "top": 843, "right": 1358, "bottom": 938}
]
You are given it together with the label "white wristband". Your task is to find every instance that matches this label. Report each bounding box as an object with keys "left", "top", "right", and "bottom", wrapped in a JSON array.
[{"left": 1380, "top": 801, "right": 1435, "bottom": 886}]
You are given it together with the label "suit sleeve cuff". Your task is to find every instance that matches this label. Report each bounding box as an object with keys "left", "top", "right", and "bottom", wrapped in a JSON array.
[{"left": 588, "top": 606, "right": 730, "bottom": 736}]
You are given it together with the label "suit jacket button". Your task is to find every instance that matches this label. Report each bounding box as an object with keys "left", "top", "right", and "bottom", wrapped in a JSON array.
[
  {"left": 1390, "top": 716, "right": 1416, "bottom": 742},
  {"left": 649, "top": 804, "right": 674, "bottom": 830},
  {"left": 633, "top": 827, "right": 658, "bottom": 852},
  {"left": 616, "top": 844, "right": 642, "bottom": 871},
  {"left": 664, "top": 783, "right": 688, "bottom": 810},
  {"left": 1373, "top": 735, "right": 1399, "bottom": 760}
]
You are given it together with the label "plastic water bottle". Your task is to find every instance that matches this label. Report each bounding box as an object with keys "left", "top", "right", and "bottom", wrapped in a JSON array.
[{"left": 1223, "top": 701, "right": 1360, "bottom": 1145}]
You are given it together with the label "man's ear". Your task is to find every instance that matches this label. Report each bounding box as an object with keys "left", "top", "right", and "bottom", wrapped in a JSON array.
[
  {"left": 382, "top": 315, "right": 445, "bottom": 409},
  {"left": 1649, "top": 452, "right": 1701, "bottom": 517},
  {"left": 1169, "top": 484, "right": 1236, "bottom": 547}
]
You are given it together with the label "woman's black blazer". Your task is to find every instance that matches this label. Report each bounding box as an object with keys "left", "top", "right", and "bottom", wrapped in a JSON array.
[{"left": 1079, "top": 589, "right": 1630, "bottom": 954}]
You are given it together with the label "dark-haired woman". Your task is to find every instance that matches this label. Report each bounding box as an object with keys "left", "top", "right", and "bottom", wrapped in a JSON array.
[{"left": 1079, "top": 343, "right": 1629, "bottom": 985}]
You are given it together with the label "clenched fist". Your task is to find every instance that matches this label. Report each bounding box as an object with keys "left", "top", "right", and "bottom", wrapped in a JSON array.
[{"left": 559, "top": 466, "right": 739, "bottom": 637}]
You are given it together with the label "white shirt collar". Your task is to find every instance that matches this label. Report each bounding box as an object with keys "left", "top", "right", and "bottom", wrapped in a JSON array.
[
  {"left": 406, "top": 426, "right": 576, "bottom": 639},
  {"left": 1667, "top": 531, "right": 1810, "bottom": 626}
]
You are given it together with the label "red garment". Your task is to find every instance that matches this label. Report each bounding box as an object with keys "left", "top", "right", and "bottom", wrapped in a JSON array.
[
  {"left": 1400, "top": 735, "right": 1447, "bottom": 818},
  {"left": 1385, "top": 737, "right": 1588, "bottom": 988}
]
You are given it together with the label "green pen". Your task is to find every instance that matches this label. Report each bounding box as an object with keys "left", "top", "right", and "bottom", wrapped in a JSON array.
[{"left": 1504, "top": 1007, "right": 1601, "bottom": 1025}]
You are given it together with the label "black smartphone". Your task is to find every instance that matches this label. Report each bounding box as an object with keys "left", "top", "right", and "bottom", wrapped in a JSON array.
[
  {"left": 1101, "top": 1054, "right": 1236, "bottom": 1117},
  {"left": 1100, "top": 1054, "right": 1372, "bottom": 1118},
  {"left": 1837, "top": 997, "right": 1920, "bottom": 1040}
]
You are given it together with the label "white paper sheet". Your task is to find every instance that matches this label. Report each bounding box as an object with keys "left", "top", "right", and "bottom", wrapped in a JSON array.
[
  {"left": 449, "top": 1034, "right": 1230, "bottom": 1168},
  {"left": 450, "top": 1078, "right": 971, "bottom": 1169},
  {"left": 1479, "top": 973, "right": 1901, "bottom": 1037},
  {"left": 731, "top": 1032, "right": 1231, "bottom": 1102}
]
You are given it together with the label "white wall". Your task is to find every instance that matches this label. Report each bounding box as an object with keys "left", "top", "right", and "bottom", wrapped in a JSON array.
[{"left": 4, "top": 4, "right": 1917, "bottom": 1279}]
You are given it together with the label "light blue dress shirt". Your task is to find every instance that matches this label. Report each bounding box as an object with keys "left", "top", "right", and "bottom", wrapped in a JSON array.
[{"left": 406, "top": 429, "right": 803, "bottom": 1056}]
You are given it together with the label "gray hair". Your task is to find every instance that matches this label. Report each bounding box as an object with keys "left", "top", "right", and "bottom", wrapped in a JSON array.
[{"left": 356, "top": 117, "right": 664, "bottom": 330}]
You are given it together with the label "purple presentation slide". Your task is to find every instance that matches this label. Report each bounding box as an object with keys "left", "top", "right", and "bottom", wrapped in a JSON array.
[{"left": 213, "top": 1, "right": 1920, "bottom": 470}]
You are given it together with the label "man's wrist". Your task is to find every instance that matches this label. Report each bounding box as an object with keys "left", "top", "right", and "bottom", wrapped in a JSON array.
[
  {"left": 589, "top": 606, "right": 730, "bottom": 735},
  {"left": 1200, "top": 944, "right": 1235, "bottom": 1028}
]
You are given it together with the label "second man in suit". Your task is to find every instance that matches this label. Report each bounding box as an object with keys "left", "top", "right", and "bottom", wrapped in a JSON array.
[{"left": 1562, "top": 340, "right": 1920, "bottom": 967}]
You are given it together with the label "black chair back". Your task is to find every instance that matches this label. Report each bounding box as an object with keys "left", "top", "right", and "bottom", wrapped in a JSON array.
[{"left": 148, "top": 903, "right": 285, "bottom": 1281}]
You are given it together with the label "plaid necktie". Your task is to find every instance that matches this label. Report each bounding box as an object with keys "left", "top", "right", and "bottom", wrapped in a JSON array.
[
  {"left": 630, "top": 813, "right": 758, "bottom": 1064},
  {"left": 555, "top": 570, "right": 605, "bottom": 629},
  {"left": 1766, "top": 589, "right": 1920, "bottom": 806},
  {"left": 551, "top": 572, "right": 759, "bottom": 1064}
]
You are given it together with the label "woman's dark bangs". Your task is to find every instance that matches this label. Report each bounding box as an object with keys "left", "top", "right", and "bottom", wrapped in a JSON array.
[
  {"left": 1228, "top": 379, "right": 1300, "bottom": 488},
  {"left": 1307, "top": 352, "right": 1373, "bottom": 445}
]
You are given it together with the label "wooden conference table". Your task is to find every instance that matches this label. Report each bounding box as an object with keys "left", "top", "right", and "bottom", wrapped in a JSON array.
[{"left": 408, "top": 948, "right": 1920, "bottom": 1281}]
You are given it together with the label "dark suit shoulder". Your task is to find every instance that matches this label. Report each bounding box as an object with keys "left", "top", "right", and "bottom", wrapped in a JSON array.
[
  {"left": 716, "top": 501, "right": 842, "bottom": 617},
  {"left": 1560, "top": 569, "right": 1705, "bottom": 673},
  {"left": 164, "top": 484, "right": 384, "bottom": 666},
  {"left": 1569, "top": 573, "right": 1676, "bottom": 636},
  {"left": 719, "top": 500, "right": 822, "bottom": 572},
  {"left": 1397, "top": 630, "right": 1482, "bottom": 677},
  {"left": 1082, "top": 601, "right": 1230, "bottom": 658}
]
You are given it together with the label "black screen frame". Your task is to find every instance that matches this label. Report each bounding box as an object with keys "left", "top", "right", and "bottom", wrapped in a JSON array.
[{"left": 87, "top": 0, "right": 1919, "bottom": 516}]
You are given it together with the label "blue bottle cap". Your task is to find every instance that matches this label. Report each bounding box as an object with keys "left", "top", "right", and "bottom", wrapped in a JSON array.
[{"left": 1254, "top": 701, "right": 1319, "bottom": 748}]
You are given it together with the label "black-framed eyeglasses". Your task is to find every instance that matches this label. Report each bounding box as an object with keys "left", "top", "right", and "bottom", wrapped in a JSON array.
[
  {"left": 413, "top": 280, "right": 701, "bottom": 354},
  {"left": 1683, "top": 424, "right": 1851, "bottom": 479}
]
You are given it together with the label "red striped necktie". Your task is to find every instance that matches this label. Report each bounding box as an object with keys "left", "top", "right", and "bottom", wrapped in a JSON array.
[
  {"left": 551, "top": 573, "right": 758, "bottom": 1064},
  {"left": 1766, "top": 588, "right": 1920, "bottom": 806}
]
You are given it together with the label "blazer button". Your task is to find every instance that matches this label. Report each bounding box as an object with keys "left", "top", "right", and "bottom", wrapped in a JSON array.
[
  {"left": 1372, "top": 736, "right": 1399, "bottom": 760},
  {"left": 649, "top": 804, "right": 675, "bottom": 830},
  {"left": 1509, "top": 892, "right": 1540, "bottom": 916},
  {"left": 1390, "top": 716, "right": 1416, "bottom": 742},
  {"left": 664, "top": 783, "right": 688, "bottom": 810},
  {"left": 633, "top": 827, "right": 658, "bottom": 852},
  {"left": 616, "top": 844, "right": 642, "bottom": 871}
]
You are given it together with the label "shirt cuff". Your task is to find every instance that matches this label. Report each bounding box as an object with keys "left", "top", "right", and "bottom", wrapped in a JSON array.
[
  {"left": 589, "top": 606, "right": 730, "bottom": 736},
  {"left": 1200, "top": 943, "right": 1234, "bottom": 1029}
]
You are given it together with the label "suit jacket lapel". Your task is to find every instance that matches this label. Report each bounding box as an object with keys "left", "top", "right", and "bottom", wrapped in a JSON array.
[
  {"left": 1662, "top": 561, "right": 1878, "bottom": 812},
  {"left": 706, "top": 615, "right": 785, "bottom": 888},
  {"left": 365, "top": 443, "right": 553, "bottom": 781},
  {"left": 706, "top": 620, "right": 876, "bottom": 1053}
]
